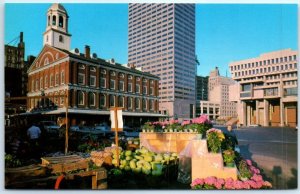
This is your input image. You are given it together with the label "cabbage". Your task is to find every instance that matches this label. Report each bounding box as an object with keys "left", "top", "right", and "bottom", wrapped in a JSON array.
[
  {"left": 124, "top": 166, "right": 131, "bottom": 171},
  {"left": 154, "top": 154, "right": 163, "bottom": 162},
  {"left": 125, "top": 156, "right": 132, "bottom": 161},
  {"left": 129, "top": 160, "right": 137, "bottom": 169},
  {"left": 143, "top": 155, "right": 153, "bottom": 162},
  {"left": 125, "top": 150, "right": 132, "bottom": 156}
]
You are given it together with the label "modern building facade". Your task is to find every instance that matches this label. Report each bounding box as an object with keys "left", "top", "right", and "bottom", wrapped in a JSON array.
[
  {"left": 27, "top": 3, "right": 161, "bottom": 127},
  {"left": 195, "top": 75, "right": 208, "bottom": 117},
  {"left": 198, "top": 100, "right": 220, "bottom": 120},
  {"left": 128, "top": 3, "right": 196, "bottom": 120},
  {"left": 229, "top": 49, "right": 298, "bottom": 127},
  {"left": 208, "top": 67, "right": 237, "bottom": 119}
]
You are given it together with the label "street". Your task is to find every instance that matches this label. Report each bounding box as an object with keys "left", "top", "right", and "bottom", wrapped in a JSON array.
[{"left": 231, "top": 126, "right": 298, "bottom": 189}]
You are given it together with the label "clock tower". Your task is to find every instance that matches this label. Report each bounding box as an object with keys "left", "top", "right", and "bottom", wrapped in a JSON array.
[{"left": 43, "top": 3, "right": 71, "bottom": 50}]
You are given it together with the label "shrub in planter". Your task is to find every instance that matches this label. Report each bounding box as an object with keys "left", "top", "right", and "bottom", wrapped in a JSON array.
[
  {"left": 206, "top": 128, "right": 225, "bottom": 153},
  {"left": 222, "top": 149, "right": 235, "bottom": 167},
  {"left": 142, "top": 122, "right": 155, "bottom": 132},
  {"left": 238, "top": 160, "right": 253, "bottom": 180}
]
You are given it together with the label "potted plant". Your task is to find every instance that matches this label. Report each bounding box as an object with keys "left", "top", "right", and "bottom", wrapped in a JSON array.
[
  {"left": 237, "top": 160, "right": 252, "bottom": 181},
  {"left": 222, "top": 149, "right": 235, "bottom": 167},
  {"left": 142, "top": 122, "right": 154, "bottom": 132},
  {"left": 206, "top": 128, "right": 225, "bottom": 153}
]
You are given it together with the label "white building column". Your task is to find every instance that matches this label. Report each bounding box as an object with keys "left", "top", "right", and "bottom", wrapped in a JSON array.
[
  {"left": 242, "top": 101, "right": 247, "bottom": 126},
  {"left": 280, "top": 99, "right": 285, "bottom": 127},
  {"left": 264, "top": 99, "right": 269, "bottom": 126},
  {"left": 255, "top": 100, "right": 259, "bottom": 125}
]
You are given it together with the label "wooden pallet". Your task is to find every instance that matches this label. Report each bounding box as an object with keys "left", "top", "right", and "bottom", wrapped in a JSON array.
[
  {"left": 6, "top": 155, "right": 107, "bottom": 189},
  {"left": 41, "top": 155, "right": 89, "bottom": 174}
]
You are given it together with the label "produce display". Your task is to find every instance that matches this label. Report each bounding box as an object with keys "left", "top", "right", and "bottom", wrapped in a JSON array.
[{"left": 111, "top": 147, "right": 178, "bottom": 176}]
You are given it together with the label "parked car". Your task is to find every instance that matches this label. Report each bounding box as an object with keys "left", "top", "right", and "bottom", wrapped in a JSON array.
[
  {"left": 39, "top": 121, "right": 60, "bottom": 134},
  {"left": 94, "top": 124, "right": 125, "bottom": 137}
]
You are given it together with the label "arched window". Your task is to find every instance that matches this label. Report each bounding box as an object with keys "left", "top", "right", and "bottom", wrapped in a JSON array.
[
  {"left": 109, "top": 95, "right": 115, "bottom": 107},
  {"left": 100, "top": 94, "right": 106, "bottom": 108},
  {"left": 149, "top": 100, "right": 154, "bottom": 110},
  {"left": 142, "top": 99, "right": 147, "bottom": 111},
  {"left": 78, "top": 91, "right": 84, "bottom": 105},
  {"left": 89, "top": 93, "right": 95, "bottom": 106},
  {"left": 118, "top": 96, "right": 124, "bottom": 107},
  {"left": 59, "top": 35, "right": 64, "bottom": 43},
  {"left": 127, "top": 97, "right": 132, "bottom": 109},
  {"left": 52, "top": 15, "right": 56, "bottom": 25},
  {"left": 48, "top": 16, "right": 50, "bottom": 26},
  {"left": 135, "top": 98, "right": 140, "bottom": 110},
  {"left": 59, "top": 16, "right": 64, "bottom": 27}
]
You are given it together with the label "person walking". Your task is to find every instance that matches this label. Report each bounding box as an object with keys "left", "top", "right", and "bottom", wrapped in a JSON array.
[{"left": 27, "top": 122, "right": 41, "bottom": 158}]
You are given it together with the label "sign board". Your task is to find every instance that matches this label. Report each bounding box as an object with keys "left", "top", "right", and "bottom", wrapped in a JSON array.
[{"left": 110, "top": 108, "right": 123, "bottom": 131}]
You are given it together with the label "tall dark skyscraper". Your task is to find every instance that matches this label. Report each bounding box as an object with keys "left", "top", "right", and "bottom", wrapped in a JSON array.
[{"left": 128, "top": 3, "right": 196, "bottom": 119}]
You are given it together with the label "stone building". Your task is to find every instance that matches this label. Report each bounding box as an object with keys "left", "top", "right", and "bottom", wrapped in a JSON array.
[{"left": 229, "top": 49, "right": 298, "bottom": 127}]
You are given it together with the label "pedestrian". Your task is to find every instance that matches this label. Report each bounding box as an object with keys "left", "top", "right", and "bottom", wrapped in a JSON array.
[{"left": 27, "top": 122, "right": 41, "bottom": 158}]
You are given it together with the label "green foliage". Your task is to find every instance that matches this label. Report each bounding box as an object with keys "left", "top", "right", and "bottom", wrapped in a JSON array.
[
  {"left": 5, "top": 154, "right": 22, "bottom": 168},
  {"left": 222, "top": 149, "right": 235, "bottom": 164},
  {"left": 142, "top": 123, "right": 155, "bottom": 131},
  {"left": 165, "top": 123, "right": 180, "bottom": 131},
  {"left": 207, "top": 132, "right": 222, "bottom": 153},
  {"left": 238, "top": 160, "right": 252, "bottom": 179}
]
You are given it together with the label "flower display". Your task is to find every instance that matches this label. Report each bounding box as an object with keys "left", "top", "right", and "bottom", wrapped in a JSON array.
[
  {"left": 191, "top": 158, "right": 272, "bottom": 190},
  {"left": 191, "top": 175, "right": 272, "bottom": 190},
  {"left": 206, "top": 128, "right": 225, "bottom": 153}
]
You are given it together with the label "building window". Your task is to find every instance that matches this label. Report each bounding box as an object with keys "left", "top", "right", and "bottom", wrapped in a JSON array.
[
  {"left": 89, "top": 92, "right": 95, "bottom": 106},
  {"left": 78, "top": 73, "right": 85, "bottom": 85},
  {"left": 79, "top": 64, "right": 85, "bottom": 69},
  {"left": 149, "top": 100, "right": 154, "bottom": 110},
  {"left": 128, "top": 83, "right": 132, "bottom": 92},
  {"left": 118, "top": 96, "right": 124, "bottom": 107},
  {"left": 136, "top": 84, "right": 140, "bottom": 93},
  {"left": 90, "top": 67, "right": 96, "bottom": 72},
  {"left": 110, "top": 95, "right": 115, "bottom": 107},
  {"left": 40, "top": 77, "right": 43, "bottom": 89},
  {"left": 100, "top": 94, "right": 106, "bottom": 108},
  {"left": 135, "top": 98, "right": 140, "bottom": 110},
  {"left": 59, "top": 35, "right": 64, "bottom": 43},
  {"left": 59, "top": 16, "right": 64, "bottom": 27},
  {"left": 90, "top": 76, "right": 96, "bottom": 87},
  {"left": 119, "top": 80, "right": 124, "bottom": 91},
  {"left": 31, "top": 80, "right": 34, "bottom": 92},
  {"left": 50, "top": 74, "right": 54, "bottom": 87},
  {"left": 100, "top": 77, "right": 106, "bottom": 88},
  {"left": 45, "top": 75, "right": 48, "bottom": 88},
  {"left": 52, "top": 15, "right": 56, "bottom": 25},
  {"left": 150, "top": 86, "right": 154, "bottom": 95},
  {"left": 78, "top": 91, "right": 84, "bottom": 105},
  {"left": 61, "top": 71, "right": 65, "bottom": 84},
  {"left": 110, "top": 79, "right": 115, "bottom": 89},
  {"left": 142, "top": 99, "right": 147, "bottom": 111},
  {"left": 127, "top": 97, "right": 132, "bottom": 109},
  {"left": 55, "top": 73, "right": 59, "bottom": 86},
  {"left": 143, "top": 86, "right": 147, "bottom": 94}
]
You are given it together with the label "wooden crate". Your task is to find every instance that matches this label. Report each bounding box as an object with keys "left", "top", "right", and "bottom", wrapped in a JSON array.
[{"left": 41, "top": 155, "right": 88, "bottom": 174}]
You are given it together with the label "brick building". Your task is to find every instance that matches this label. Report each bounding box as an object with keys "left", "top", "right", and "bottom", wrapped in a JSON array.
[{"left": 27, "top": 3, "right": 160, "bottom": 126}]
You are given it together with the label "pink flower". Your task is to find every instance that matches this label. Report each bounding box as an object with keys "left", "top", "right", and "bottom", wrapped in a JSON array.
[
  {"left": 246, "top": 159, "right": 252, "bottom": 166},
  {"left": 251, "top": 174, "right": 263, "bottom": 182},
  {"left": 181, "top": 120, "right": 190, "bottom": 126},
  {"left": 204, "top": 176, "right": 217, "bottom": 185},
  {"left": 233, "top": 181, "right": 244, "bottom": 189},
  {"left": 263, "top": 181, "right": 272, "bottom": 188},
  {"left": 217, "top": 178, "right": 225, "bottom": 185}
]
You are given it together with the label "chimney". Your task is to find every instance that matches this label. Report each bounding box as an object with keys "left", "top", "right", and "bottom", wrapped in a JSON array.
[
  {"left": 20, "top": 32, "right": 23, "bottom": 43},
  {"left": 85, "top": 45, "right": 90, "bottom": 59}
]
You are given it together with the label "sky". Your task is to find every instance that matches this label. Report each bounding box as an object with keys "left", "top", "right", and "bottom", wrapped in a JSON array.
[{"left": 4, "top": 3, "right": 298, "bottom": 77}]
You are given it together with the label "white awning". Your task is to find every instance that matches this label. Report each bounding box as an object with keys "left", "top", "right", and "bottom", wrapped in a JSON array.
[{"left": 43, "top": 108, "right": 166, "bottom": 117}]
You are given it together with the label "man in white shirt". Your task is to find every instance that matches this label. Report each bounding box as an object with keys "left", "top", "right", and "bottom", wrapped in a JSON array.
[{"left": 27, "top": 123, "right": 41, "bottom": 158}]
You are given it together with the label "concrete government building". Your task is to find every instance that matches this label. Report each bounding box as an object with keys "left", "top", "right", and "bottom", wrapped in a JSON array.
[
  {"left": 27, "top": 4, "right": 160, "bottom": 126},
  {"left": 128, "top": 3, "right": 196, "bottom": 120},
  {"left": 229, "top": 49, "right": 298, "bottom": 127}
]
